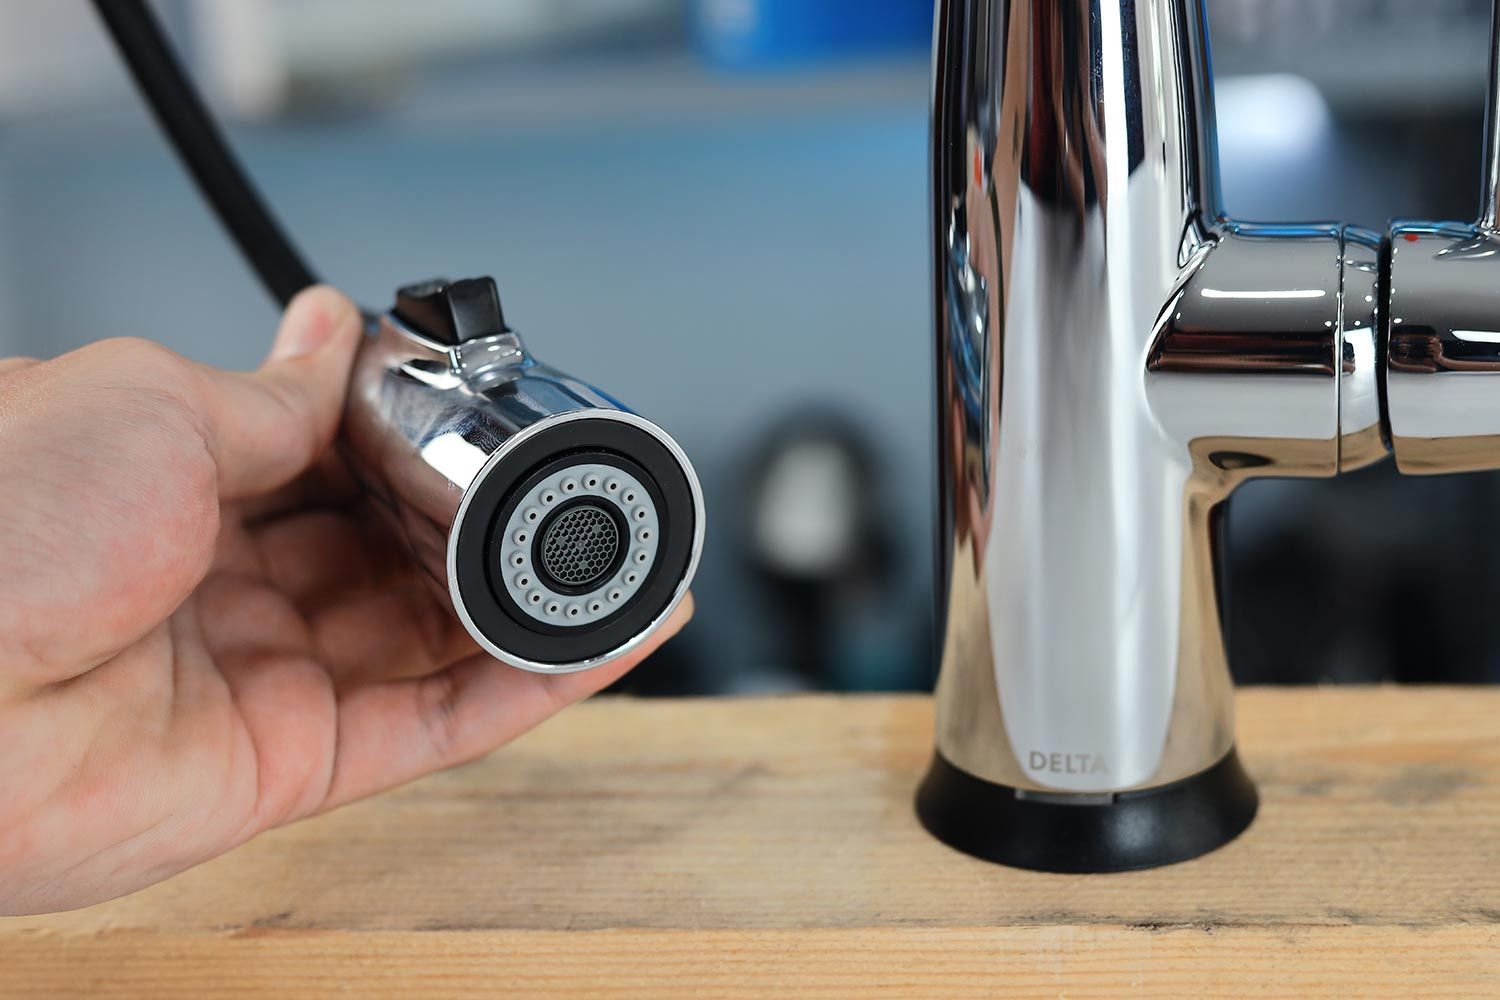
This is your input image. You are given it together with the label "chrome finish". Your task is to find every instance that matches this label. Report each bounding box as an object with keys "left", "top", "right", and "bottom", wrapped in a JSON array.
[
  {"left": 1386, "top": 223, "right": 1500, "bottom": 473},
  {"left": 343, "top": 315, "right": 623, "bottom": 587},
  {"left": 1482, "top": 7, "right": 1500, "bottom": 236},
  {"left": 1383, "top": 4, "right": 1500, "bottom": 474},
  {"left": 931, "top": 0, "right": 1387, "bottom": 794},
  {"left": 1340, "top": 228, "right": 1388, "bottom": 473},
  {"left": 343, "top": 314, "right": 704, "bottom": 673}
]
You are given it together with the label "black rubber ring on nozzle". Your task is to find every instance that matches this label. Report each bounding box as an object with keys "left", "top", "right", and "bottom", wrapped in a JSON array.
[{"left": 453, "top": 418, "right": 696, "bottom": 666}]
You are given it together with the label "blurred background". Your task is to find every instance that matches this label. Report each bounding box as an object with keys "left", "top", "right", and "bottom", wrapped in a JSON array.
[{"left": 1, "top": 0, "right": 1497, "bottom": 693}]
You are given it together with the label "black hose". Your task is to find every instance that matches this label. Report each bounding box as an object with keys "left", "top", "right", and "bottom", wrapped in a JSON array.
[{"left": 91, "top": 0, "right": 318, "bottom": 306}]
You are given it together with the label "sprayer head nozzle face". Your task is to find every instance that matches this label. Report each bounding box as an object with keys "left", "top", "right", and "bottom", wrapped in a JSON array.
[
  {"left": 494, "top": 460, "right": 661, "bottom": 627},
  {"left": 448, "top": 412, "right": 702, "bottom": 673}
]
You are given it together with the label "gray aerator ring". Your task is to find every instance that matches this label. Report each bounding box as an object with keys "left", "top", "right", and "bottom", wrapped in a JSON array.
[{"left": 498, "top": 461, "right": 660, "bottom": 626}]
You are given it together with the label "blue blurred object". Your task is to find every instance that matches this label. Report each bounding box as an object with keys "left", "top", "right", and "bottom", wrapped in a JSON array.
[{"left": 692, "top": 0, "right": 931, "bottom": 69}]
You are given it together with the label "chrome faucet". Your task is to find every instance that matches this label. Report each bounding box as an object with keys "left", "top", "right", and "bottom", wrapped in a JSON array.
[{"left": 919, "top": 0, "right": 1500, "bottom": 871}]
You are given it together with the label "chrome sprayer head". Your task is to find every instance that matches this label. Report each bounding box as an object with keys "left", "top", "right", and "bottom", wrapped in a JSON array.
[{"left": 341, "top": 277, "right": 704, "bottom": 673}]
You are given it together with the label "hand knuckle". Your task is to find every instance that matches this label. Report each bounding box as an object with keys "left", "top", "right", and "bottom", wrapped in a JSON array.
[{"left": 416, "top": 670, "right": 467, "bottom": 761}]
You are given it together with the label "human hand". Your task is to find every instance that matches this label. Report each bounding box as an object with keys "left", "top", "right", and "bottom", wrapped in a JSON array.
[{"left": 0, "top": 287, "right": 691, "bottom": 915}]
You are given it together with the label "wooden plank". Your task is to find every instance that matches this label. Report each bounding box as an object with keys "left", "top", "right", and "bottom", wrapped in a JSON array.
[
  {"left": 5, "top": 926, "right": 1498, "bottom": 999},
  {"left": 3, "top": 688, "right": 1500, "bottom": 997}
]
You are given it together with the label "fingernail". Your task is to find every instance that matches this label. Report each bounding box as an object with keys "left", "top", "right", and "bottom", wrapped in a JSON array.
[
  {"left": 269, "top": 288, "right": 352, "bottom": 362},
  {"left": 667, "top": 593, "right": 696, "bottom": 631}
]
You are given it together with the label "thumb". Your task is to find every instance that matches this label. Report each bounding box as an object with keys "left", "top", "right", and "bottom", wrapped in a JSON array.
[{"left": 195, "top": 285, "right": 363, "bottom": 500}]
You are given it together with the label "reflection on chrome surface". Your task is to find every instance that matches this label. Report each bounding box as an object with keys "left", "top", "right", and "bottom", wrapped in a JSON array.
[
  {"left": 343, "top": 314, "right": 625, "bottom": 596},
  {"left": 1387, "top": 223, "right": 1500, "bottom": 472}
]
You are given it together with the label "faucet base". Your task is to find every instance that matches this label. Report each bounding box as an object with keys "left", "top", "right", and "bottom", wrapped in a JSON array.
[{"left": 915, "top": 749, "right": 1257, "bottom": 873}]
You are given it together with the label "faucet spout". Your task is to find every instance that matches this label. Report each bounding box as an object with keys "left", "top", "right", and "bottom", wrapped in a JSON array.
[{"left": 920, "top": 0, "right": 1391, "bottom": 871}]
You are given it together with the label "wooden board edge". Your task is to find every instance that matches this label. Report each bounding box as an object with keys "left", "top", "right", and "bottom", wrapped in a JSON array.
[{"left": 2, "top": 923, "right": 1496, "bottom": 998}]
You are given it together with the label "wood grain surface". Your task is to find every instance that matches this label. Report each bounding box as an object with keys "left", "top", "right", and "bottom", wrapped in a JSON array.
[{"left": 3, "top": 688, "right": 1500, "bottom": 997}]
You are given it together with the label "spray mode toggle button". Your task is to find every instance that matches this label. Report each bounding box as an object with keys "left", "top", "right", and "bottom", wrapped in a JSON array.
[{"left": 393, "top": 276, "right": 508, "bottom": 345}]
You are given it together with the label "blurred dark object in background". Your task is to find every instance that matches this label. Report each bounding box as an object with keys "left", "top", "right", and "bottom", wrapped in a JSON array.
[
  {"left": 4, "top": 1, "right": 1500, "bottom": 691},
  {"left": 736, "top": 411, "right": 926, "bottom": 691}
]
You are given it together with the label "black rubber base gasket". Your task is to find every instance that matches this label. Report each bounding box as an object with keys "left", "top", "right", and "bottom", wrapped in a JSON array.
[
  {"left": 915, "top": 748, "right": 1257, "bottom": 873},
  {"left": 454, "top": 417, "right": 696, "bottom": 665}
]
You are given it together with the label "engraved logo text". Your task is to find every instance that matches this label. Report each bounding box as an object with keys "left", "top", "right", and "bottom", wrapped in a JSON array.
[{"left": 1028, "top": 751, "right": 1110, "bottom": 776}]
